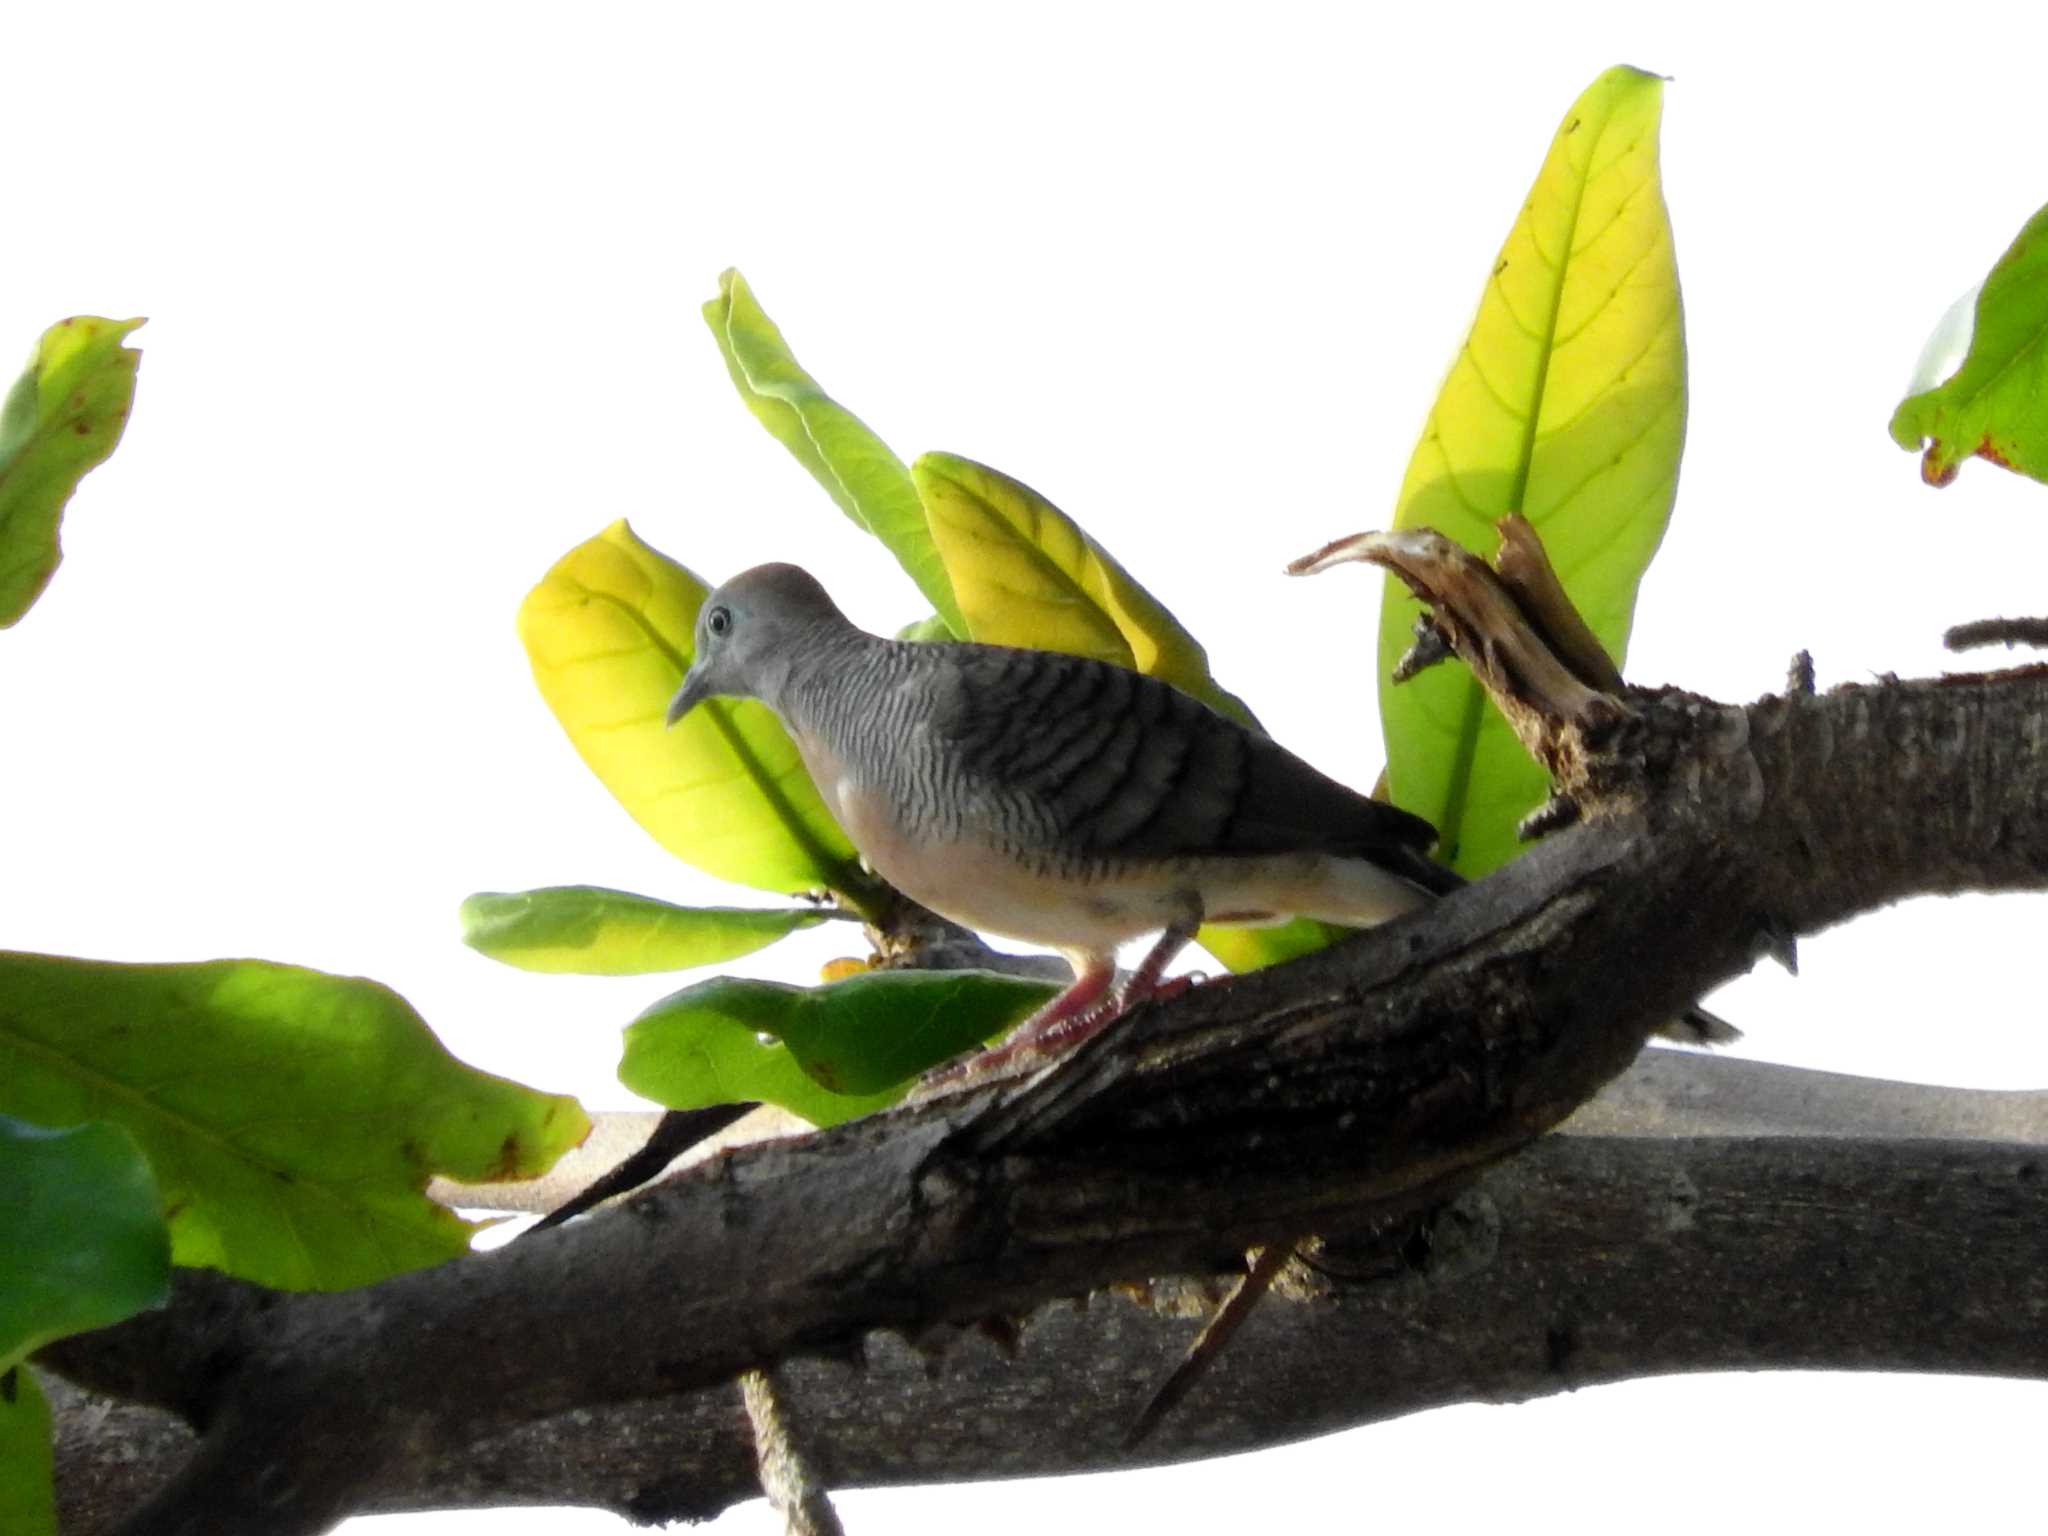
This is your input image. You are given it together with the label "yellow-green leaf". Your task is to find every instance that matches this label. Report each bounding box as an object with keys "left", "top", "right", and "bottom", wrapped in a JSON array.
[
  {"left": 913, "top": 451, "right": 1255, "bottom": 725},
  {"left": 1196, "top": 918, "right": 1350, "bottom": 975},
  {"left": 705, "top": 270, "right": 965, "bottom": 636},
  {"left": 1379, "top": 66, "right": 1685, "bottom": 876},
  {"left": 460, "top": 886, "right": 833, "bottom": 975},
  {"left": 0, "top": 317, "right": 143, "bottom": 628},
  {"left": 0, "top": 952, "right": 589, "bottom": 1291},
  {"left": 1890, "top": 203, "right": 2048, "bottom": 488},
  {"left": 518, "top": 519, "right": 872, "bottom": 905}
]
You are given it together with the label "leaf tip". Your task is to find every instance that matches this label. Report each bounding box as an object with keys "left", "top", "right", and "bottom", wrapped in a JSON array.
[
  {"left": 1591, "top": 63, "right": 1670, "bottom": 104},
  {"left": 455, "top": 891, "right": 499, "bottom": 948}
]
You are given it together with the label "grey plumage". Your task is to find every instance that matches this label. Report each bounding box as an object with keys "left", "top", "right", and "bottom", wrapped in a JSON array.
[
  {"left": 813, "top": 628, "right": 1447, "bottom": 884},
  {"left": 669, "top": 562, "right": 1732, "bottom": 1063}
]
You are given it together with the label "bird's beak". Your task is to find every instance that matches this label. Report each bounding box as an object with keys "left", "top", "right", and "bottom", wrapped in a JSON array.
[{"left": 666, "top": 666, "right": 711, "bottom": 726}]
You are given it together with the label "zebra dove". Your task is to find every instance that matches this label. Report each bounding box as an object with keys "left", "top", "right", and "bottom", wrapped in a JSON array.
[{"left": 667, "top": 563, "right": 1732, "bottom": 1066}]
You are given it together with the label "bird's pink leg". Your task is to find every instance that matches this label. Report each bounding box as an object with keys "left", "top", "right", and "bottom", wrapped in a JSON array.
[
  {"left": 1112, "top": 917, "right": 1201, "bottom": 1015},
  {"left": 927, "top": 952, "right": 1118, "bottom": 1082},
  {"left": 928, "top": 916, "right": 1205, "bottom": 1085}
]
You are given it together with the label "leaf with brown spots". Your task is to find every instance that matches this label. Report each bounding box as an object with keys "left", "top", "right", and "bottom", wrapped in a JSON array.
[
  {"left": 1892, "top": 203, "right": 2048, "bottom": 488},
  {"left": 0, "top": 317, "right": 143, "bottom": 628}
]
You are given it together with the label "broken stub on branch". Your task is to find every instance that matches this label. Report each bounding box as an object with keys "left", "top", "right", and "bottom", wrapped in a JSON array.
[{"left": 1288, "top": 514, "right": 1628, "bottom": 827}]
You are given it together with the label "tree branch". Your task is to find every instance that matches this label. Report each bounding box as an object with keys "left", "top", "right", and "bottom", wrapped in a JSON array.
[
  {"left": 47, "top": 1057, "right": 2048, "bottom": 1526},
  {"left": 39, "top": 528, "right": 2048, "bottom": 1533}
]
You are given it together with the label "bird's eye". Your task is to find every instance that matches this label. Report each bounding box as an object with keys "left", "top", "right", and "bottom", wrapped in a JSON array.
[{"left": 707, "top": 606, "right": 732, "bottom": 638}]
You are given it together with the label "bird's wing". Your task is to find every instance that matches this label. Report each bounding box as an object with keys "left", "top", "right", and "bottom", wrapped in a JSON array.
[{"left": 934, "top": 645, "right": 1441, "bottom": 869}]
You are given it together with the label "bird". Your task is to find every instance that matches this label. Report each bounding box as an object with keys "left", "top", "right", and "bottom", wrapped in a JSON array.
[{"left": 667, "top": 562, "right": 1733, "bottom": 1070}]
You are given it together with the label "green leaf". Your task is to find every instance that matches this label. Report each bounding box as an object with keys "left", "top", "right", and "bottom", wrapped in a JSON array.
[
  {"left": 0, "top": 1115, "right": 168, "bottom": 1374},
  {"left": 1378, "top": 65, "right": 1685, "bottom": 877},
  {"left": 0, "top": 1368, "right": 55, "bottom": 1536},
  {"left": 1890, "top": 203, "right": 2048, "bottom": 488},
  {"left": 621, "top": 970, "right": 1055, "bottom": 1121},
  {"left": 705, "top": 270, "right": 965, "bottom": 636},
  {"left": 912, "top": 451, "right": 1256, "bottom": 726},
  {"left": 0, "top": 952, "right": 589, "bottom": 1291},
  {"left": 0, "top": 1111, "right": 158, "bottom": 1534},
  {"left": 460, "top": 886, "right": 833, "bottom": 975},
  {"left": 0, "top": 317, "right": 143, "bottom": 628},
  {"left": 518, "top": 519, "right": 875, "bottom": 909}
]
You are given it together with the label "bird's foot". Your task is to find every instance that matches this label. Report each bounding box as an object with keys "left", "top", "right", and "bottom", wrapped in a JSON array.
[
  {"left": 916, "top": 963, "right": 1120, "bottom": 1090},
  {"left": 957, "top": 995, "right": 1124, "bottom": 1080},
  {"left": 919, "top": 961, "right": 1210, "bottom": 1093},
  {"left": 1142, "top": 971, "right": 1202, "bottom": 1006}
]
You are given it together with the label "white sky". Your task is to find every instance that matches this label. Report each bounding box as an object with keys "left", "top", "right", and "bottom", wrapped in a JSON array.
[{"left": 8, "top": 4, "right": 2048, "bottom": 1533}]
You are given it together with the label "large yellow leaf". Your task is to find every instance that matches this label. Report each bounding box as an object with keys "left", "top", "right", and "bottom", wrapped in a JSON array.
[
  {"left": 1378, "top": 66, "right": 1685, "bottom": 876},
  {"left": 518, "top": 520, "right": 867, "bottom": 901},
  {"left": 913, "top": 451, "right": 1254, "bottom": 725}
]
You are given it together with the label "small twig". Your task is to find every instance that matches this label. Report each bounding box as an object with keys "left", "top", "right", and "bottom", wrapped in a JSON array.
[
  {"left": 1124, "top": 1242, "right": 1297, "bottom": 1449},
  {"left": 525, "top": 1104, "right": 759, "bottom": 1233},
  {"left": 740, "top": 1367, "right": 846, "bottom": 1536},
  {"left": 1945, "top": 617, "right": 2048, "bottom": 652},
  {"left": 1288, "top": 522, "right": 1625, "bottom": 780}
]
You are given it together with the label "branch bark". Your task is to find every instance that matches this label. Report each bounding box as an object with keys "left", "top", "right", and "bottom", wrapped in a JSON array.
[
  {"left": 46, "top": 1059, "right": 2048, "bottom": 1527},
  {"left": 38, "top": 530, "right": 2048, "bottom": 1534}
]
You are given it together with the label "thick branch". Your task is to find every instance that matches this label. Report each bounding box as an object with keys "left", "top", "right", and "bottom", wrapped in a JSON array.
[
  {"left": 49, "top": 1055, "right": 2048, "bottom": 1526},
  {"left": 41, "top": 527, "right": 2048, "bottom": 1534}
]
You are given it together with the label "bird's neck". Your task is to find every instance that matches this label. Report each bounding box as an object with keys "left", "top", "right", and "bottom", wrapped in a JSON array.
[
  {"left": 771, "top": 621, "right": 892, "bottom": 741},
  {"left": 765, "top": 626, "right": 913, "bottom": 827}
]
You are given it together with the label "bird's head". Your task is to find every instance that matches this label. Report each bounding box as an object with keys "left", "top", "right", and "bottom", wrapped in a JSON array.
[{"left": 667, "top": 562, "right": 850, "bottom": 725}]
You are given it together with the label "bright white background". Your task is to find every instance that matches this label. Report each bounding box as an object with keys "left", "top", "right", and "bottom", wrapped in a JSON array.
[{"left": 8, "top": 4, "right": 2048, "bottom": 1533}]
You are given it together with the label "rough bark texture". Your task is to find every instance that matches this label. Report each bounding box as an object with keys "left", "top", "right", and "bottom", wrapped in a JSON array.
[
  {"left": 34, "top": 530, "right": 2048, "bottom": 1534},
  {"left": 45, "top": 1061, "right": 2048, "bottom": 1527}
]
